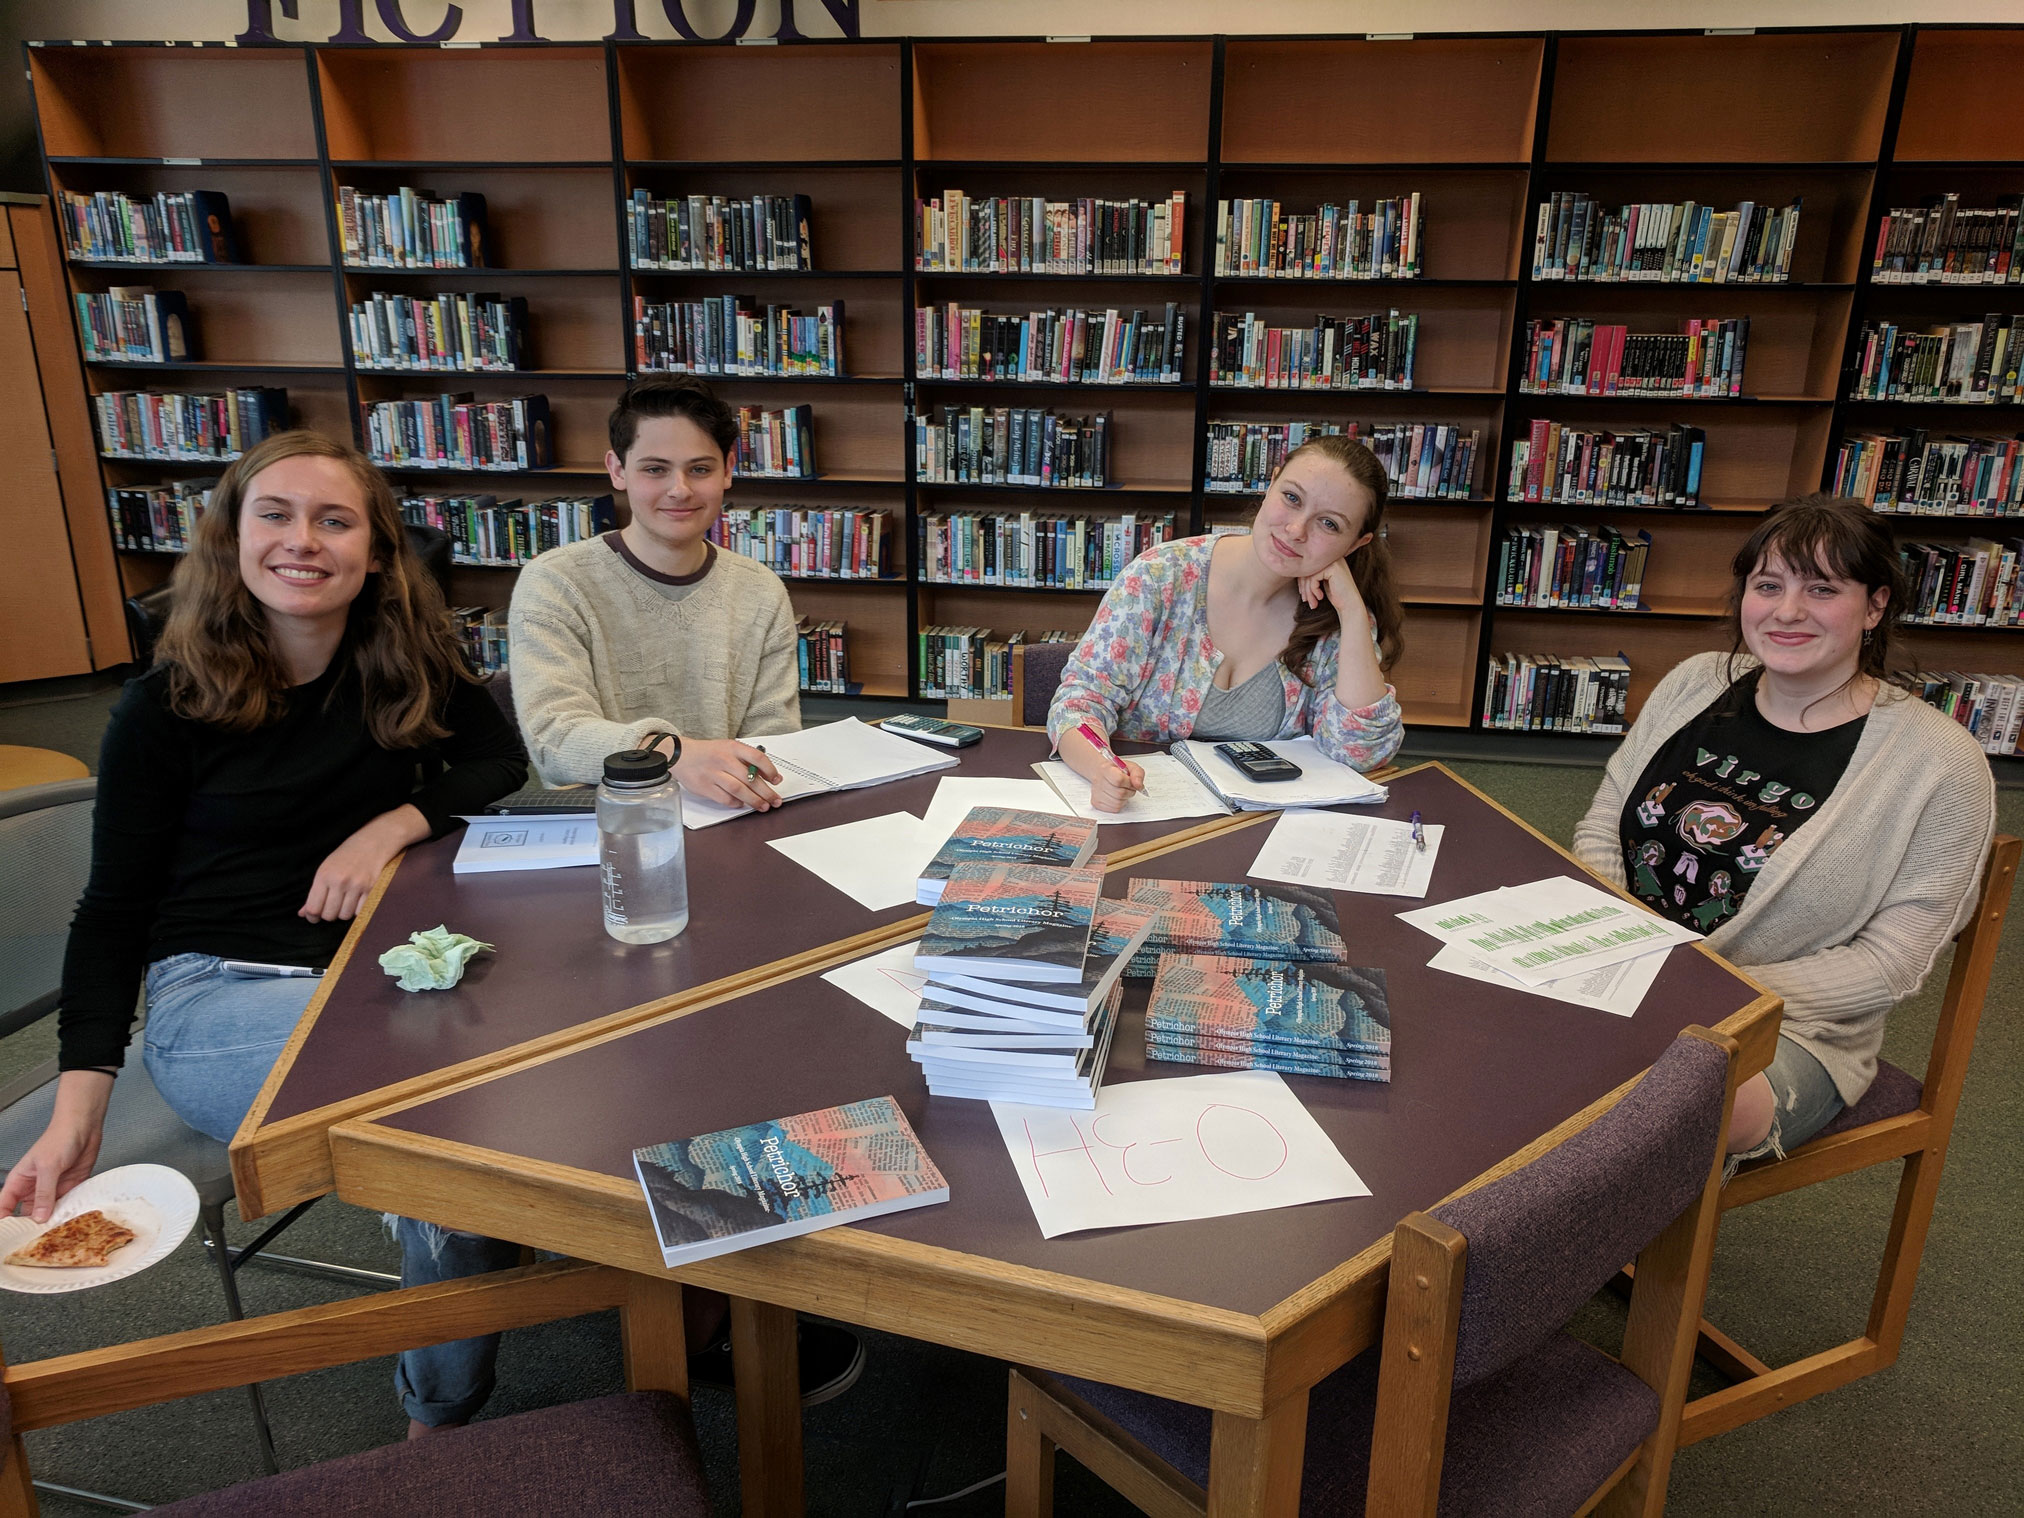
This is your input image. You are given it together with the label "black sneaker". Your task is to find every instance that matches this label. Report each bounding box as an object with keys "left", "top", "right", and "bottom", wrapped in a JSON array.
[{"left": 687, "top": 1317, "right": 867, "bottom": 1407}]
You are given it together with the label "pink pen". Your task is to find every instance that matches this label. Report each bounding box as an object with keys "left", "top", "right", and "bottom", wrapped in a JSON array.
[{"left": 1076, "top": 721, "right": 1133, "bottom": 777}]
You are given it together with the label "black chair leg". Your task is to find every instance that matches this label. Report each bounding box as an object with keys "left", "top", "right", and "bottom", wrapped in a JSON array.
[{"left": 202, "top": 1200, "right": 280, "bottom": 1476}]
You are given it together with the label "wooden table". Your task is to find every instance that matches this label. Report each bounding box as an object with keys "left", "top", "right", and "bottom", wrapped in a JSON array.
[
  {"left": 0, "top": 745, "right": 88, "bottom": 790},
  {"left": 230, "top": 725, "right": 1246, "bottom": 1217},
  {"left": 326, "top": 764, "right": 1781, "bottom": 1517}
]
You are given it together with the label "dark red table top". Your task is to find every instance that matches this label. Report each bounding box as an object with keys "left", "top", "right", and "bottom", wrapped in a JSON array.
[
  {"left": 373, "top": 766, "right": 1766, "bottom": 1317},
  {"left": 264, "top": 726, "right": 1218, "bottom": 1123}
]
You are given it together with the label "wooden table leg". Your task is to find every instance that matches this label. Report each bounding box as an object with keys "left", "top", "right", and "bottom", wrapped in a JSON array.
[
  {"left": 620, "top": 1274, "right": 689, "bottom": 1398},
  {"left": 1205, "top": 1391, "right": 1309, "bottom": 1518},
  {"left": 730, "top": 1295, "right": 804, "bottom": 1517}
]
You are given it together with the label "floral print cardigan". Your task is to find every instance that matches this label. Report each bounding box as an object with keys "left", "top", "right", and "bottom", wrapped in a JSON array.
[{"left": 1045, "top": 536, "right": 1404, "bottom": 772}]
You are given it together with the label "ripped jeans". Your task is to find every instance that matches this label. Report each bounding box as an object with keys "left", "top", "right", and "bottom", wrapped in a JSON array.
[
  {"left": 1729, "top": 1033, "right": 1844, "bottom": 1176},
  {"left": 141, "top": 955, "right": 521, "bottom": 1426},
  {"left": 387, "top": 1217, "right": 525, "bottom": 1425}
]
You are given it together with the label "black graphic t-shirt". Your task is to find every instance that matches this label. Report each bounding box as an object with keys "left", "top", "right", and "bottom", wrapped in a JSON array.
[{"left": 1619, "top": 669, "right": 1867, "bottom": 934}]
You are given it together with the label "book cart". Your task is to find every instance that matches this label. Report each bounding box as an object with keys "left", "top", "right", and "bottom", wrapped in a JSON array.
[{"left": 26, "top": 25, "right": 2024, "bottom": 761}]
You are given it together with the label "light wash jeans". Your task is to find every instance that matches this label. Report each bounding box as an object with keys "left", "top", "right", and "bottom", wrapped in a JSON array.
[
  {"left": 144, "top": 953, "right": 519, "bottom": 1425},
  {"left": 1729, "top": 1032, "right": 1845, "bottom": 1172}
]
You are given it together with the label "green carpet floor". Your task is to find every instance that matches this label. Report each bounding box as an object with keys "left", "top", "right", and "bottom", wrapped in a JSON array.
[{"left": 2, "top": 681, "right": 2017, "bottom": 1515}]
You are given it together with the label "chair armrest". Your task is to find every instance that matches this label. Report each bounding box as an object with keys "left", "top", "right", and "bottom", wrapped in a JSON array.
[{"left": 2, "top": 1258, "right": 634, "bottom": 1433}]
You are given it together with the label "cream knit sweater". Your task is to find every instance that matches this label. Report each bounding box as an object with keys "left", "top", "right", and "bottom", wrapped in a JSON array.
[
  {"left": 1573, "top": 651, "right": 1996, "bottom": 1105},
  {"left": 507, "top": 537, "right": 802, "bottom": 785}
]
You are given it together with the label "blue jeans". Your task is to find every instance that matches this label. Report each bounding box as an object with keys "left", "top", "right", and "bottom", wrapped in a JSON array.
[
  {"left": 143, "top": 953, "right": 519, "bottom": 1426},
  {"left": 1732, "top": 1033, "right": 1845, "bottom": 1169}
]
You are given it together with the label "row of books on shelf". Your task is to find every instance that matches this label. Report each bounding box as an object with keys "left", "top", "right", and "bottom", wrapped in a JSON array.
[
  {"left": 1870, "top": 196, "right": 2024, "bottom": 285},
  {"left": 626, "top": 191, "right": 812, "bottom": 273},
  {"left": 633, "top": 295, "right": 843, "bottom": 378},
  {"left": 74, "top": 287, "right": 193, "bottom": 364},
  {"left": 1207, "top": 309, "right": 1417, "bottom": 392},
  {"left": 362, "top": 393, "right": 553, "bottom": 472},
  {"left": 1482, "top": 652, "right": 1633, "bottom": 735},
  {"left": 450, "top": 606, "right": 509, "bottom": 675},
  {"left": 60, "top": 189, "right": 236, "bottom": 265},
  {"left": 914, "top": 303, "right": 1185, "bottom": 386},
  {"left": 400, "top": 492, "right": 615, "bottom": 567},
  {"left": 918, "top": 627, "right": 1073, "bottom": 701},
  {"left": 914, "top": 191, "right": 1187, "bottom": 276},
  {"left": 94, "top": 387, "right": 287, "bottom": 462},
  {"left": 916, "top": 510, "right": 1177, "bottom": 591},
  {"left": 106, "top": 478, "right": 213, "bottom": 553},
  {"left": 1495, "top": 525, "right": 1652, "bottom": 611},
  {"left": 1507, "top": 420, "right": 1707, "bottom": 509},
  {"left": 734, "top": 403, "right": 818, "bottom": 479},
  {"left": 1847, "top": 317, "right": 2024, "bottom": 405},
  {"left": 796, "top": 617, "right": 850, "bottom": 694},
  {"left": 1916, "top": 672, "right": 2024, "bottom": 758},
  {"left": 337, "top": 187, "right": 485, "bottom": 270},
  {"left": 1532, "top": 196, "right": 1801, "bottom": 285},
  {"left": 1214, "top": 196, "right": 1422, "bottom": 281},
  {"left": 1202, "top": 418, "right": 1482, "bottom": 501},
  {"left": 1520, "top": 317, "right": 1748, "bottom": 399},
  {"left": 1899, "top": 538, "right": 2024, "bottom": 629},
  {"left": 914, "top": 406, "right": 1110, "bottom": 489},
  {"left": 710, "top": 506, "right": 892, "bottom": 580},
  {"left": 352, "top": 291, "right": 528, "bottom": 372},
  {"left": 1833, "top": 431, "right": 2024, "bottom": 515}
]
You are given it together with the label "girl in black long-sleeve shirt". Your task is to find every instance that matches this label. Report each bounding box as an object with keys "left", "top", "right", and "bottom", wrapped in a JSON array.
[{"left": 2, "top": 428, "right": 524, "bottom": 1214}]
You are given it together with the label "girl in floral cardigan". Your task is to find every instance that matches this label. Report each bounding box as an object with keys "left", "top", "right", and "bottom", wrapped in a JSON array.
[{"left": 1049, "top": 434, "right": 1406, "bottom": 810}]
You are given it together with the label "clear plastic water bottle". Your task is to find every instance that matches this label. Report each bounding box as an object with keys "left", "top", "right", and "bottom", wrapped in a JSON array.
[{"left": 598, "top": 740, "right": 689, "bottom": 943}]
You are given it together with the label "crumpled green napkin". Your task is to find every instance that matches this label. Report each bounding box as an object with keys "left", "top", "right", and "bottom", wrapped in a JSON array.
[{"left": 379, "top": 925, "right": 493, "bottom": 991}]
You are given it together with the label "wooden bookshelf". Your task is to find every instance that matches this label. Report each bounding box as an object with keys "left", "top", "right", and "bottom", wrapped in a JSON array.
[{"left": 27, "top": 26, "right": 2023, "bottom": 760}]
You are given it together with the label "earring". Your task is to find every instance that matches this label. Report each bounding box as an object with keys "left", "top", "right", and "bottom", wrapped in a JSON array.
[{"left": 1862, "top": 627, "right": 1874, "bottom": 644}]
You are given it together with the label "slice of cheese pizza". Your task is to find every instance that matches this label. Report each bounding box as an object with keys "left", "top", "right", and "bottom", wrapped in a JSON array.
[{"left": 4, "top": 1209, "right": 137, "bottom": 1268}]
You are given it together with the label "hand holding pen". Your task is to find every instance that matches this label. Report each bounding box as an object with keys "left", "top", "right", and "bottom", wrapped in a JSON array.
[{"left": 1073, "top": 721, "right": 1146, "bottom": 814}]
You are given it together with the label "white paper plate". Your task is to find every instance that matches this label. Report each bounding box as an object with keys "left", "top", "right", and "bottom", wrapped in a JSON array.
[{"left": 0, "top": 1164, "right": 200, "bottom": 1294}]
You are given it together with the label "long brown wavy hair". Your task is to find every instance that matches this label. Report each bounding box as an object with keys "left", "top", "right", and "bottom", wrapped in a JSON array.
[
  {"left": 1270, "top": 434, "right": 1406, "bottom": 681},
  {"left": 154, "top": 429, "right": 475, "bottom": 748},
  {"left": 1723, "top": 492, "right": 1912, "bottom": 712}
]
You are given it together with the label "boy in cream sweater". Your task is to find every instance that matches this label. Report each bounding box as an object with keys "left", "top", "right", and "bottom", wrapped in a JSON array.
[{"left": 508, "top": 376, "right": 799, "bottom": 803}]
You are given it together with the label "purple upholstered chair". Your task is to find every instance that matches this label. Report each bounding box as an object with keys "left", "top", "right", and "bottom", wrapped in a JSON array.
[
  {"left": 1006, "top": 1026, "right": 1744, "bottom": 1517},
  {"left": 1012, "top": 640, "right": 1075, "bottom": 729},
  {"left": 0, "top": 1261, "right": 712, "bottom": 1518}
]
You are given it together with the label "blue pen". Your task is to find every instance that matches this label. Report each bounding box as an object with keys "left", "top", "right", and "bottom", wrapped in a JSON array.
[{"left": 1409, "top": 810, "right": 1426, "bottom": 851}]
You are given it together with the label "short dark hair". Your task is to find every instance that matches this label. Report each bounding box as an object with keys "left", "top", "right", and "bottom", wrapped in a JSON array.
[
  {"left": 608, "top": 374, "right": 738, "bottom": 462},
  {"left": 1726, "top": 491, "right": 1911, "bottom": 695}
]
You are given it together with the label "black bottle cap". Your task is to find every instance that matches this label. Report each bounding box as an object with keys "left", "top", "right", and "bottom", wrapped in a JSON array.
[{"left": 603, "top": 740, "right": 676, "bottom": 784}]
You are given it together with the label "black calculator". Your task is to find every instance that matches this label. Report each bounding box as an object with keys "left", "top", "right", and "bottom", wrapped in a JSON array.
[
  {"left": 881, "top": 714, "right": 985, "bottom": 748},
  {"left": 1213, "top": 741, "right": 1303, "bottom": 783}
]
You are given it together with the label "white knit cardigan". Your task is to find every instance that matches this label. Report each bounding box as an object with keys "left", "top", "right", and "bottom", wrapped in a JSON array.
[{"left": 1573, "top": 651, "right": 1997, "bottom": 1105}]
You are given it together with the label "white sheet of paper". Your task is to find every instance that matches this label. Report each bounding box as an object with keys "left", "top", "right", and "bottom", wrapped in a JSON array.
[
  {"left": 820, "top": 939, "right": 927, "bottom": 1029},
  {"left": 1032, "top": 754, "right": 1229, "bottom": 824},
  {"left": 917, "top": 777, "right": 1074, "bottom": 852},
  {"left": 1246, "top": 809, "right": 1444, "bottom": 898},
  {"left": 1426, "top": 940, "right": 1667, "bottom": 1017},
  {"left": 451, "top": 816, "right": 600, "bottom": 873},
  {"left": 991, "top": 1070, "right": 1369, "bottom": 1239},
  {"left": 767, "top": 812, "right": 941, "bottom": 911},
  {"left": 1398, "top": 876, "right": 1699, "bottom": 985}
]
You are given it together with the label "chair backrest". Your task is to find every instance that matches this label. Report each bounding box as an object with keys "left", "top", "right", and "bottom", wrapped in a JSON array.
[
  {"left": 121, "top": 523, "right": 457, "bottom": 667},
  {"left": 1015, "top": 640, "right": 1074, "bottom": 728},
  {"left": 1431, "top": 1031, "right": 1734, "bottom": 1389},
  {"left": 486, "top": 668, "right": 515, "bottom": 726},
  {"left": 0, "top": 779, "right": 96, "bottom": 1037},
  {"left": 1920, "top": 834, "right": 2020, "bottom": 1120}
]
